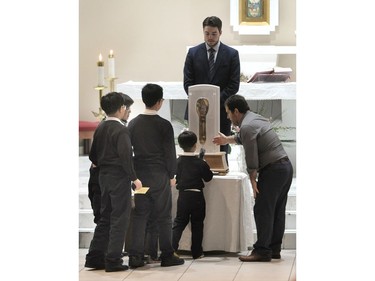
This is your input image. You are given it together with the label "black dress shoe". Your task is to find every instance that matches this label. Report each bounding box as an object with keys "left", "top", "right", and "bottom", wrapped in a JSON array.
[
  {"left": 105, "top": 264, "right": 129, "bottom": 272},
  {"left": 144, "top": 255, "right": 161, "bottom": 264},
  {"left": 129, "top": 255, "right": 145, "bottom": 268},
  {"left": 272, "top": 253, "right": 281, "bottom": 259},
  {"left": 239, "top": 253, "right": 271, "bottom": 262},
  {"left": 84, "top": 261, "right": 105, "bottom": 270},
  {"left": 161, "top": 253, "right": 185, "bottom": 267}
]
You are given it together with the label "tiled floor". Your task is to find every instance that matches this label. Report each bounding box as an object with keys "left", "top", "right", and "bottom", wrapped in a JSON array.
[{"left": 79, "top": 249, "right": 296, "bottom": 281}]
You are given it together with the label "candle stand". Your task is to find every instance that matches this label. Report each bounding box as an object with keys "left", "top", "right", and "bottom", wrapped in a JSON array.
[
  {"left": 92, "top": 86, "right": 106, "bottom": 121},
  {"left": 91, "top": 78, "right": 118, "bottom": 120}
]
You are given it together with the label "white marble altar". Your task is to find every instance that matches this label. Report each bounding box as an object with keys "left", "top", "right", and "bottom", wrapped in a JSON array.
[
  {"left": 117, "top": 81, "right": 296, "bottom": 100},
  {"left": 171, "top": 171, "right": 254, "bottom": 252}
]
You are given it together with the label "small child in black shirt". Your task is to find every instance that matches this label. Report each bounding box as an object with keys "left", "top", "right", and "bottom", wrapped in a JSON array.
[{"left": 172, "top": 130, "right": 213, "bottom": 259}]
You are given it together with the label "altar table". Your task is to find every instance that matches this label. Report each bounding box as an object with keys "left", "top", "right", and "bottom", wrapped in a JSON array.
[
  {"left": 117, "top": 81, "right": 296, "bottom": 100},
  {"left": 171, "top": 171, "right": 254, "bottom": 253}
]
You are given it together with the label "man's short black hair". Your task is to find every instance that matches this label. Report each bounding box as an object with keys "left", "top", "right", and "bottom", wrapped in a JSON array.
[
  {"left": 202, "top": 16, "right": 222, "bottom": 32},
  {"left": 225, "top": 94, "right": 250, "bottom": 114}
]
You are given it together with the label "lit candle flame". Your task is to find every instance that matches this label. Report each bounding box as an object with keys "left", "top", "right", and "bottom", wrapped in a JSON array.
[
  {"left": 99, "top": 53, "right": 103, "bottom": 62},
  {"left": 109, "top": 49, "right": 113, "bottom": 57}
]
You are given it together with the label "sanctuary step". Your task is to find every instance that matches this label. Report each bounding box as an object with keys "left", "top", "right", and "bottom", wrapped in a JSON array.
[{"left": 79, "top": 155, "right": 297, "bottom": 249}]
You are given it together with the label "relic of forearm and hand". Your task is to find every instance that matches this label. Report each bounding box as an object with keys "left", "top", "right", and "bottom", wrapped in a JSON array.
[{"left": 196, "top": 98, "right": 209, "bottom": 144}]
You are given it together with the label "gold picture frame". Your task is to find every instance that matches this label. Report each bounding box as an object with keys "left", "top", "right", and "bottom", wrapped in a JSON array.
[{"left": 239, "top": 0, "right": 270, "bottom": 26}]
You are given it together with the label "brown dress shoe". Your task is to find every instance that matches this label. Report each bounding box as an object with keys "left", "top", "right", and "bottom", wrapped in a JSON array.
[{"left": 239, "top": 253, "right": 271, "bottom": 262}]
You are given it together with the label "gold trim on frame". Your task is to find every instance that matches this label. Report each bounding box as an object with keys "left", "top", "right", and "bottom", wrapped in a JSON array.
[{"left": 239, "top": 0, "right": 270, "bottom": 26}]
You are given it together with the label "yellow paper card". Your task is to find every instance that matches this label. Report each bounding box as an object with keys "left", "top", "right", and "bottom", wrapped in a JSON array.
[{"left": 133, "top": 187, "right": 149, "bottom": 194}]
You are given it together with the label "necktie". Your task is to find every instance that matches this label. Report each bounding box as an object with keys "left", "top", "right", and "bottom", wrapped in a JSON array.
[{"left": 208, "top": 48, "right": 215, "bottom": 80}]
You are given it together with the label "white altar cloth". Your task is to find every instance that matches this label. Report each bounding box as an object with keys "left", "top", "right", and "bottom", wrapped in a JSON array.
[
  {"left": 117, "top": 81, "right": 296, "bottom": 100},
  {"left": 171, "top": 171, "right": 254, "bottom": 253}
]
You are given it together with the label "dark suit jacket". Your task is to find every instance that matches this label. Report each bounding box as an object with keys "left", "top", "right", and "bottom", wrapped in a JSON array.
[{"left": 183, "top": 42, "right": 240, "bottom": 136}]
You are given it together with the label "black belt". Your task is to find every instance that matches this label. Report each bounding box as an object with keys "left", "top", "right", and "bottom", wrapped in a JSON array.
[
  {"left": 262, "top": 156, "right": 289, "bottom": 170},
  {"left": 272, "top": 156, "right": 289, "bottom": 164}
]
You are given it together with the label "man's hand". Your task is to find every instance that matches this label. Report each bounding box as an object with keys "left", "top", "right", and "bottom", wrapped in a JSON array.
[
  {"left": 212, "top": 132, "right": 228, "bottom": 146},
  {"left": 251, "top": 180, "right": 259, "bottom": 199},
  {"left": 249, "top": 170, "right": 259, "bottom": 199}
]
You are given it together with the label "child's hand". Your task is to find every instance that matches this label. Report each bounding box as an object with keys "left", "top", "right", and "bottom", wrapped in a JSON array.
[
  {"left": 170, "top": 178, "right": 176, "bottom": 187},
  {"left": 132, "top": 179, "right": 142, "bottom": 190},
  {"left": 199, "top": 148, "right": 206, "bottom": 159}
]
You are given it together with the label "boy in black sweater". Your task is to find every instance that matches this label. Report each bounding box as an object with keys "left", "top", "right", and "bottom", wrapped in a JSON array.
[
  {"left": 85, "top": 92, "right": 142, "bottom": 272},
  {"left": 88, "top": 93, "right": 134, "bottom": 225},
  {"left": 172, "top": 130, "right": 213, "bottom": 259},
  {"left": 127, "top": 83, "right": 185, "bottom": 268},
  {"left": 88, "top": 93, "right": 137, "bottom": 257}
]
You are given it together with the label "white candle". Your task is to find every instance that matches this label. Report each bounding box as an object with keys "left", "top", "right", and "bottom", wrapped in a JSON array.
[
  {"left": 97, "top": 53, "right": 104, "bottom": 86},
  {"left": 108, "top": 50, "right": 115, "bottom": 78}
]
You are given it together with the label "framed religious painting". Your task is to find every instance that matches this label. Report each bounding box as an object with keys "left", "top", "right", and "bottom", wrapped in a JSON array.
[
  {"left": 240, "top": 0, "right": 270, "bottom": 25},
  {"left": 230, "top": 0, "right": 279, "bottom": 35}
]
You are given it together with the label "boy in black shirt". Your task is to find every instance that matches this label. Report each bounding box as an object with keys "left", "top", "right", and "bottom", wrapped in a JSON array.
[
  {"left": 88, "top": 93, "right": 135, "bottom": 257},
  {"left": 172, "top": 130, "right": 213, "bottom": 259},
  {"left": 88, "top": 93, "right": 134, "bottom": 224},
  {"left": 85, "top": 92, "right": 142, "bottom": 272},
  {"left": 127, "top": 83, "right": 185, "bottom": 267}
]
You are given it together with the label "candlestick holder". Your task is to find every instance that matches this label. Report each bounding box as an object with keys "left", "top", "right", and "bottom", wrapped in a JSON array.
[
  {"left": 92, "top": 86, "right": 106, "bottom": 121},
  {"left": 108, "top": 77, "right": 118, "bottom": 92}
]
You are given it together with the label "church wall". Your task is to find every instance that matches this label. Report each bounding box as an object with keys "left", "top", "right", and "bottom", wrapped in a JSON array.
[{"left": 79, "top": 0, "right": 296, "bottom": 121}]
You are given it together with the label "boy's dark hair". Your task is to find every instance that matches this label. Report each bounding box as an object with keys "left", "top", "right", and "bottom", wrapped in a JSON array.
[
  {"left": 120, "top": 93, "right": 134, "bottom": 108},
  {"left": 142, "top": 83, "right": 163, "bottom": 108},
  {"left": 101, "top": 92, "right": 124, "bottom": 115},
  {"left": 178, "top": 130, "right": 197, "bottom": 152},
  {"left": 224, "top": 94, "right": 250, "bottom": 114},
  {"left": 202, "top": 16, "right": 222, "bottom": 32}
]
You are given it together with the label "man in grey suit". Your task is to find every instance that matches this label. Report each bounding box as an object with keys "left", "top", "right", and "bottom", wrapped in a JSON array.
[{"left": 183, "top": 16, "right": 240, "bottom": 159}]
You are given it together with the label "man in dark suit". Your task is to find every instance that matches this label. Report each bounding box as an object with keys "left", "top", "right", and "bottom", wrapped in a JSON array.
[{"left": 183, "top": 16, "right": 240, "bottom": 160}]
